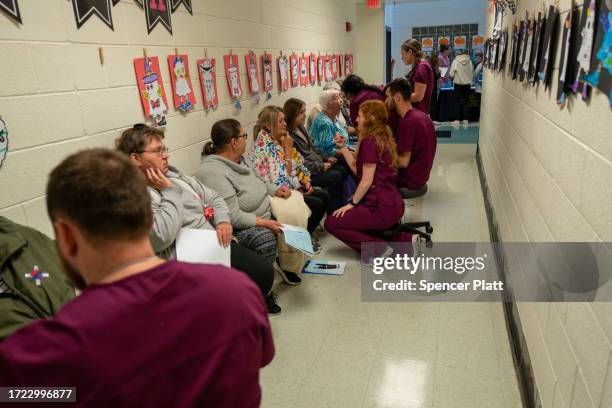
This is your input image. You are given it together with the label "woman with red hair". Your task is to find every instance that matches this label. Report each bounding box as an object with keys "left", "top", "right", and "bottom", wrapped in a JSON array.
[{"left": 325, "top": 100, "right": 413, "bottom": 254}]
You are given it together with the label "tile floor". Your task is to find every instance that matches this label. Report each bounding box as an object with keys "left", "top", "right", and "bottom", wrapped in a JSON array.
[{"left": 261, "top": 144, "right": 523, "bottom": 408}]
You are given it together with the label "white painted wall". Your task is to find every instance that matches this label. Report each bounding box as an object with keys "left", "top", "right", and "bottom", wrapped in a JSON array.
[
  {"left": 387, "top": 0, "right": 487, "bottom": 78},
  {"left": 479, "top": 0, "right": 612, "bottom": 407},
  {"left": 0, "top": 0, "right": 356, "bottom": 237},
  {"left": 356, "top": 3, "right": 385, "bottom": 84}
]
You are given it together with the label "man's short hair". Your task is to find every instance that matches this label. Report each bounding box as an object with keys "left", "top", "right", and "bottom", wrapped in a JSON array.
[
  {"left": 46, "top": 149, "right": 152, "bottom": 243},
  {"left": 384, "top": 78, "right": 413, "bottom": 102},
  {"left": 115, "top": 124, "right": 165, "bottom": 156}
]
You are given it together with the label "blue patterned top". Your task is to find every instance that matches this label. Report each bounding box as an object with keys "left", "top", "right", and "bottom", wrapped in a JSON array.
[{"left": 308, "top": 112, "right": 348, "bottom": 157}]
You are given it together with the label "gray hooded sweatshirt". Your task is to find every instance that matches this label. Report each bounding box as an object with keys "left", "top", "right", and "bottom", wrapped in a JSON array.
[
  {"left": 197, "top": 155, "right": 276, "bottom": 230},
  {"left": 149, "top": 166, "right": 231, "bottom": 259},
  {"left": 449, "top": 54, "right": 474, "bottom": 85}
]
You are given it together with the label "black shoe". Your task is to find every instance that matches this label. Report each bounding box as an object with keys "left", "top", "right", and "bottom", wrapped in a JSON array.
[
  {"left": 274, "top": 262, "right": 302, "bottom": 285},
  {"left": 266, "top": 292, "right": 282, "bottom": 316}
]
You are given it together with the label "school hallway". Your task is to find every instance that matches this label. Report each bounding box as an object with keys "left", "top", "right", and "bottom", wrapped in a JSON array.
[{"left": 261, "top": 143, "right": 523, "bottom": 408}]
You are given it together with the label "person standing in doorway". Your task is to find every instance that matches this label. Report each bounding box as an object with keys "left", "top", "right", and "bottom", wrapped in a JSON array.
[{"left": 449, "top": 49, "right": 474, "bottom": 128}]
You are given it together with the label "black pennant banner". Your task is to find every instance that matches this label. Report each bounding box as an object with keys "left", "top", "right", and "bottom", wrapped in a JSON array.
[
  {"left": 0, "top": 0, "right": 21, "bottom": 24},
  {"left": 145, "top": 0, "right": 172, "bottom": 34},
  {"left": 172, "top": 0, "right": 192, "bottom": 14},
  {"left": 72, "top": 0, "right": 114, "bottom": 30}
]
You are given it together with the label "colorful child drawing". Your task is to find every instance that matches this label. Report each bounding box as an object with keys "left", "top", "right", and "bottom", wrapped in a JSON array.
[
  {"left": 245, "top": 51, "right": 261, "bottom": 95},
  {"left": 317, "top": 55, "right": 324, "bottom": 83},
  {"left": 0, "top": 117, "right": 7, "bottom": 170},
  {"left": 134, "top": 56, "right": 168, "bottom": 127},
  {"left": 325, "top": 55, "right": 333, "bottom": 81},
  {"left": 310, "top": 53, "right": 317, "bottom": 86},
  {"left": 223, "top": 54, "right": 243, "bottom": 99},
  {"left": 168, "top": 54, "right": 196, "bottom": 112},
  {"left": 584, "top": 0, "right": 612, "bottom": 104},
  {"left": 572, "top": 0, "right": 597, "bottom": 99},
  {"left": 290, "top": 53, "right": 299, "bottom": 87},
  {"left": 300, "top": 55, "right": 309, "bottom": 86},
  {"left": 278, "top": 54, "right": 290, "bottom": 91},
  {"left": 197, "top": 58, "right": 218, "bottom": 111},
  {"left": 262, "top": 53, "right": 274, "bottom": 91}
]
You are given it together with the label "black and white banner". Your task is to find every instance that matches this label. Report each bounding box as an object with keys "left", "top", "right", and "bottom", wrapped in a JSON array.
[
  {"left": 0, "top": 0, "right": 21, "bottom": 24},
  {"left": 72, "top": 0, "right": 114, "bottom": 30},
  {"left": 171, "top": 0, "right": 192, "bottom": 14},
  {"left": 145, "top": 0, "right": 172, "bottom": 34}
]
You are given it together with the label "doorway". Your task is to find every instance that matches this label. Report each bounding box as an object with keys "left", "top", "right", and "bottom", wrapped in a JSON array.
[{"left": 385, "top": 26, "right": 392, "bottom": 82}]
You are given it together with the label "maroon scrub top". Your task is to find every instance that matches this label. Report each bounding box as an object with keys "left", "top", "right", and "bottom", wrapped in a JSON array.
[
  {"left": 408, "top": 61, "right": 434, "bottom": 114},
  {"left": 349, "top": 89, "right": 385, "bottom": 125},
  {"left": 0, "top": 260, "right": 274, "bottom": 408},
  {"left": 395, "top": 108, "right": 437, "bottom": 189},
  {"left": 357, "top": 136, "right": 403, "bottom": 209}
]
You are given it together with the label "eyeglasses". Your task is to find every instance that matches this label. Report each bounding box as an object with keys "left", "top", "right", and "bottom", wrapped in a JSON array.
[
  {"left": 237, "top": 132, "right": 248, "bottom": 139},
  {"left": 139, "top": 146, "right": 169, "bottom": 156}
]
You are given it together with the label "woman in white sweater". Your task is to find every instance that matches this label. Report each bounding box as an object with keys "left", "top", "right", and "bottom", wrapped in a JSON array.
[{"left": 450, "top": 50, "right": 474, "bottom": 126}]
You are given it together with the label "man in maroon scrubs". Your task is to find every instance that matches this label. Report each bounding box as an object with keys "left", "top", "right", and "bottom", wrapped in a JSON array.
[
  {"left": 0, "top": 149, "right": 274, "bottom": 408},
  {"left": 385, "top": 78, "right": 437, "bottom": 190}
]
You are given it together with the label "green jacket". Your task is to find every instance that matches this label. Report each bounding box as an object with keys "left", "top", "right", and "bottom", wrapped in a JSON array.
[{"left": 0, "top": 216, "right": 75, "bottom": 341}]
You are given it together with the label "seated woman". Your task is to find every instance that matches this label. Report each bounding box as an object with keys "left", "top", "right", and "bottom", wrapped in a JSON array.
[
  {"left": 340, "top": 74, "right": 386, "bottom": 126},
  {"left": 323, "top": 81, "right": 356, "bottom": 137},
  {"left": 283, "top": 97, "right": 348, "bottom": 212},
  {"left": 309, "top": 90, "right": 349, "bottom": 159},
  {"left": 248, "top": 106, "right": 329, "bottom": 239},
  {"left": 115, "top": 125, "right": 281, "bottom": 314},
  {"left": 325, "top": 100, "right": 415, "bottom": 256},
  {"left": 198, "top": 119, "right": 285, "bottom": 269}
]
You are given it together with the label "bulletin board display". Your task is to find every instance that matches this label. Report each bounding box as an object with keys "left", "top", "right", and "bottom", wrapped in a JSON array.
[{"left": 412, "top": 24, "right": 480, "bottom": 57}]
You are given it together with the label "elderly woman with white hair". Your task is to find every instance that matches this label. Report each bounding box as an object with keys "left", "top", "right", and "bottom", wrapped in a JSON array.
[{"left": 309, "top": 89, "right": 350, "bottom": 158}]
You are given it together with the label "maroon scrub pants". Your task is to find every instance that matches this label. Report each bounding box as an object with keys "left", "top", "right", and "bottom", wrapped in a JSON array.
[{"left": 324, "top": 201, "right": 409, "bottom": 253}]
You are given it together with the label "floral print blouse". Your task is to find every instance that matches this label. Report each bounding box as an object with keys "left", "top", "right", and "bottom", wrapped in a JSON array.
[{"left": 247, "top": 129, "right": 311, "bottom": 190}]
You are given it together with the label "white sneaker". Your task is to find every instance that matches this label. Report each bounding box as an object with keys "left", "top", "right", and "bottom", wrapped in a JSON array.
[
  {"left": 412, "top": 234, "right": 424, "bottom": 256},
  {"left": 363, "top": 246, "right": 394, "bottom": 266},
  {"left": 461, "top": 120, "right": 469, "bottom": 128},
  {"left": 451, "top": 120, "right": 461, "bottom": 128}
]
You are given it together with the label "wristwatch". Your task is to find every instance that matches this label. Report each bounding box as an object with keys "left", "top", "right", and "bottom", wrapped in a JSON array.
[{"left": 350, "top": 198, "right": 359, "bottom": 206}]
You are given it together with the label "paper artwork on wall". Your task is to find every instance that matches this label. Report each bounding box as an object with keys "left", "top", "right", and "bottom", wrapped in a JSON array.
[
  {"left": 497, "top": 29, "right": 508, "bottom": 71},
  {"left": 331, "top": 54, "right": 338, "bottom": 79},
  {"left": 571, "top": 0, "right": 598, "bottom": 100},
  {"left": 558, "top": 9, "right": 576, "bottom": 106},
  {"left": 145, "top": 0, "right": 172, "bottom": 34},
  {"left": 454, "top": 35, "right": 467, "bottom": 50},
  {"left": 319, "top": 55, "right": 325, "bottom": 80},
  {"left": 511, "top": 21, "right": 522, "bottom": 79},
  {"left": 171, "top": 0, "right": 192, "bottom": 14},
  {"left": 262, "top": 52, "right": 274, "bottom": 95},
  {"left": 0, "top": 116, "right": 7, "bottom": 170},
  {"left": 345, "top": 54, "right": 353, "bottom": 76},
  {"left": 325, "top": 55, "right": 332, "bottom": 81},
  {"left": 290, "top": 53, "right": 299, "bottom": 87},
  {"left": 134, "top": 56, "right": 168, "bottom": 127},
  {"left": 584, "top": 0, "right": 612, "bottom": 105},
  {"left": 422, "top": 37, "right": 434, "bottom": 51},
  {"left": 310, "top": 53, "right": 317, "bottom": 86},
  {"left": 300, "top": 55, "right": 309, "bottom": 86},
  {"left": 519, "top": 17, "right": 533, "bottom": 82},
  {"left": 197, "top": 58, "right": 218, "bottom": 111},
  {"left": 337, "top": 54, "right": 342, "bottom": 78},
  {"left": 0, "top": 0, "right": 22, "bottom": 24},
  {"left": 168, "top": 54, "right": 195, "bottom": 112},
  {"left": 224, "top": 54, "right": 243, "bottom": 107},
  {"left": 538, "top": 6, "right": 558, "bottom": 88},
  {"left": 528, "top": 13, "right": 544, "bottom": 85},
  {"left": 438, "top": 36, "right": 450, "bottom": 47},
  {"left": 278, "top": 54, "right": 290, "bottom": 91},
  {"left": 473, "top": 35, "right": 485, "bottom": 50},
  {"left": 72, "top": 0, "right": 114, "bottom": 30},
  {"left": 245, "top": 51, "right": 261, "bottom": 95}
]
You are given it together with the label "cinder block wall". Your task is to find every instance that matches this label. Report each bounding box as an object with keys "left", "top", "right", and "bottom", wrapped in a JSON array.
[
  {"left": 480, "top": 0, "right": 612, "bottom": 407},
  {"left": 0, "top": 0, "right": 356, "bottom": 236}
]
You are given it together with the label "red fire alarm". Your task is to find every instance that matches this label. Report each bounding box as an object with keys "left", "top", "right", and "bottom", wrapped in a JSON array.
[{"left": 346, "top": 21, "right": 352, "bottom": 32}]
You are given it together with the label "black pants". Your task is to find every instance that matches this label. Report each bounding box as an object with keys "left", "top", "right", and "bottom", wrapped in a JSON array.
[
  {"left": 310, "top": 164, "right": 348, "bottom": 212},
  {"left": 303, "top": 188, "right": 331, "bottom": 233},
  {"left": 230, "top": 242, "right": 274, "bottom": 296},
  {"left": 454, "top": 84, "right": 471, "bottom": 121}
]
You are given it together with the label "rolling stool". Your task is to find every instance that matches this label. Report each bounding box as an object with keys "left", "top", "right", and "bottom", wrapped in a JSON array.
[{"left": 394, "top": 184, "right": 433, "bottom": 245}]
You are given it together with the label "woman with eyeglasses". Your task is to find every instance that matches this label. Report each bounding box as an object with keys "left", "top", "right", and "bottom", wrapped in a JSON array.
[
  {"left": 198, "top": 119, "right": 287, "bottom": 270},
  {"left": 115, "top": 124, "right": 281, "bottom": 315}
]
